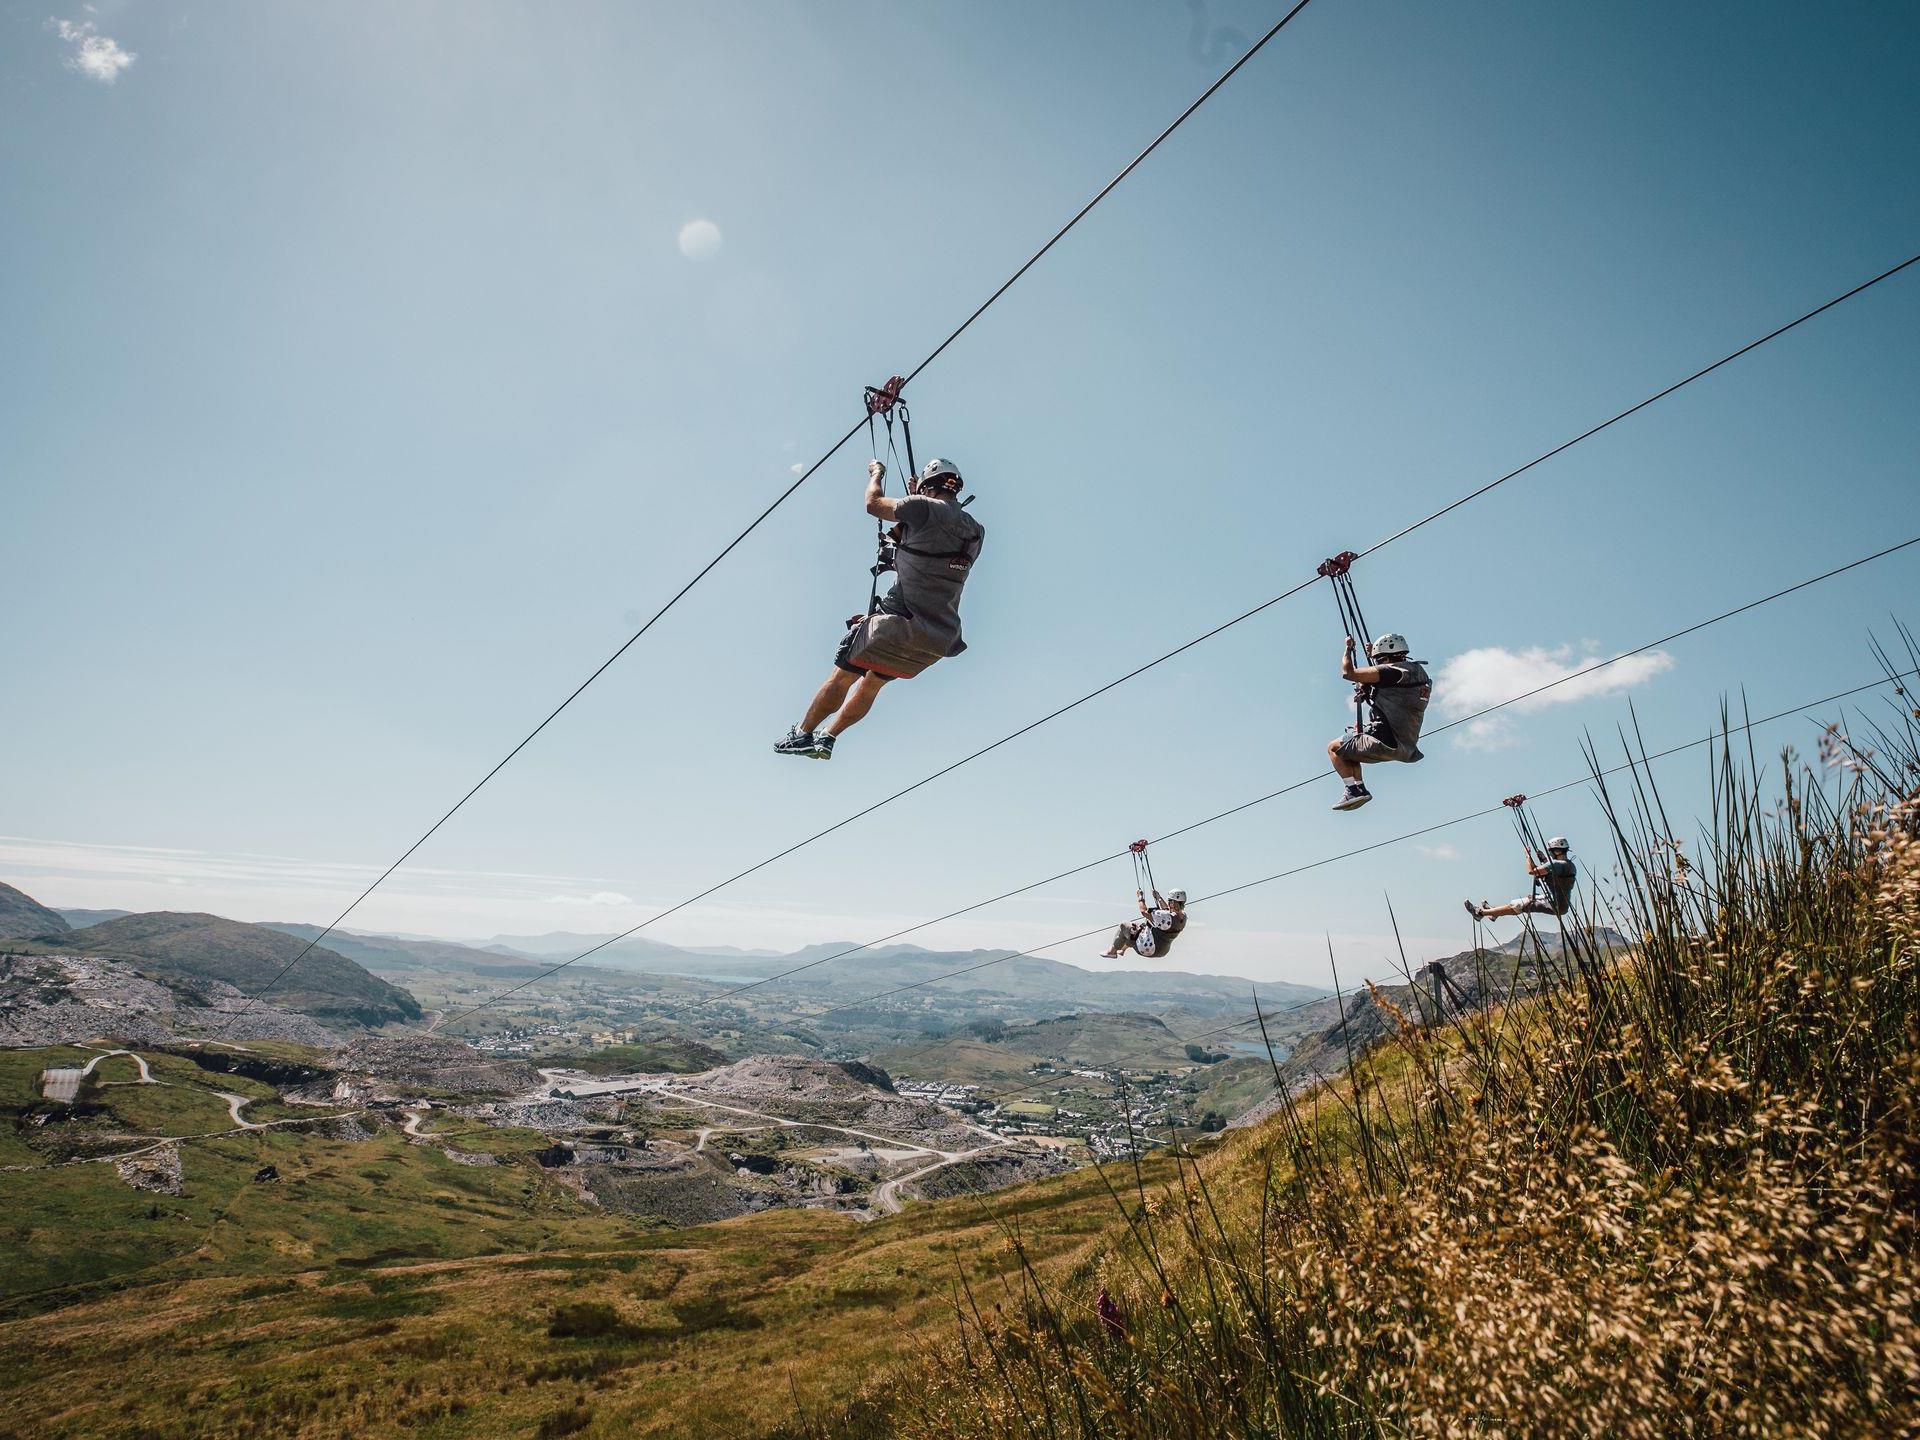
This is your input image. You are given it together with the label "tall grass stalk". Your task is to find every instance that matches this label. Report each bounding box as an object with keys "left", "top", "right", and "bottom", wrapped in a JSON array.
[{"left": 900, "top": 657, "right": 1920, "bottom": 1438}]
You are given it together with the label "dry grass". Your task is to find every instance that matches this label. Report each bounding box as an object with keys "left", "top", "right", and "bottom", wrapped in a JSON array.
[{"left": 896, "top": 673, "right": 1920, "bottom": 1438}]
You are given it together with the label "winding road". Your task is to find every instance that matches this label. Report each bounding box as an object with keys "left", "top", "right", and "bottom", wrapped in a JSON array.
[{"left": 39, "top": 1048, "right": 157, "bottom": 1102}]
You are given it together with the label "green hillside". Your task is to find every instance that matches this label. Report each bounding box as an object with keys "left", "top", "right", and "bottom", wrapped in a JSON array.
[
  {"left": 877, "top": 1011, "right": 1201, "bottom": 1085},
  {"left": 0, "top": 880, "right": 70, "bottom": 942}
]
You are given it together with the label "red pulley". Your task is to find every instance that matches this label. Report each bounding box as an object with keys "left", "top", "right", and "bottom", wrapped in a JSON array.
[
  {"left": 1129, "top": 839, "right": 1150, "bottom": 854},
  {"left": 1316, "top": 550, "right": 1359, "bottom": 580},
  {"left": 1502, "top": 794, "right": 1528, "bottom": 809},
  {"left": 864, "top": 375, "right": 907, "bottom": 416}
]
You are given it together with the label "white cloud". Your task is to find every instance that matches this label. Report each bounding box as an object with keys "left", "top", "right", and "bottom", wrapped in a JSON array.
[
  {"left": 789, "top": 463, "right": 805, "bottom": 475},
  {"left": 1434, "top": 643, "right": 1674, "bottom": 750},
  {"left": 50, "top": 17, "right": 135, "bottom": 83},
  {"left": 547, "top": 891, "right": 634, "bottom": 908},
  {"left": 677, "top": 219, "right": 722, "bottom": 261},
  {"left": 1417, "top": 843, "right": 1461, "bottom": 861}
]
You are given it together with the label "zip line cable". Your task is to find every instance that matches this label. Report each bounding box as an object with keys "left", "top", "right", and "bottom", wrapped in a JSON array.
[
  {"left": 223, "top": 0, "right": 1324, "bottom": 1029},
  {"left": 432, "top": 529, "right": 1917, "bottom": 1029},
  {"left": 47, "top": 675, "right": 1906, "bottom": 1277},
  {"left": 425, "top": 257, "right": 1920, "bottom": 1031},
  {"left": 713, "top": 530, "right": 1920, "bottom": 998},
  {"left": 817, "top": 665, "right": 1920, "bottom": 1023}
]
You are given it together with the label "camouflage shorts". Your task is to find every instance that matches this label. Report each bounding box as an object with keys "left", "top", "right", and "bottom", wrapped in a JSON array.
[{"left": 1334, "top": 731, "right": 1415, "bottom": 765}]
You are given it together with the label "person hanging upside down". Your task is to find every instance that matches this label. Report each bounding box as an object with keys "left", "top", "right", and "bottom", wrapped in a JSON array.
[
  {"left": 775, "top": 456, "right": 985, "bottom": 760},
  {"left": 1328, "top": 632, "right": 1432, "bottom": 811},
  {"left": 1466, "top": 836, "right": 1577, "bottom": 921},
  {"left": 1100, "top": 888, "right": 1188, "bottom": 960}
]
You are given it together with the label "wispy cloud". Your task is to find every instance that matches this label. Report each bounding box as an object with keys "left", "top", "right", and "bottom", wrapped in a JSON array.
[
  {"left": 547, "top": 891, "right": 634, "bottom": 908},
  {"left": 1417, "top": 842, "right": 1461, "bottom": 861},
  {"left": 49, "top": 16, "right": 135, "bottom": 84},
  {"left": 1435, "top": 643, "right": 1674, "bottom": 750}
]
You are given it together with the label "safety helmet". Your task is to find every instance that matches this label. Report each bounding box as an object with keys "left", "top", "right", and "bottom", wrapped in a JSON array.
[
  {"left": 914, "top": 457, "right": 963, "bottom": 493},
  {"left": 1370, "top": 632, "right": 1410, "bottom": 659},
  {"left": 1546, "top": 837, "right": 1570, "bottom": 853},
  {"left": 1165, "top": 889, "right": 1187, "bottom": 905}
]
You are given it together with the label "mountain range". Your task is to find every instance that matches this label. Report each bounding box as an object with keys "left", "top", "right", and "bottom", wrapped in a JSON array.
[
  {"left": 5, "top": 883, "right": 420, "bottom": 1029},
  {"left": 17, "top": 880, "right": 1329, "bottom": 1027}
]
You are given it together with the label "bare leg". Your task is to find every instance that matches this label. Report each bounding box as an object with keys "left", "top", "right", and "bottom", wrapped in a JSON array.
[
  {"left": 800, "top": 670, "right": 857, "bottom": 734},
  {"left": 1329, "top": 739, "right": 1362, "bottom": 783},
  {"left": 822, "top": 673, "right": 891, "bottom": 737},
  {"left": 1476, "top": 901, "right": 1523, "bottom": 919}
]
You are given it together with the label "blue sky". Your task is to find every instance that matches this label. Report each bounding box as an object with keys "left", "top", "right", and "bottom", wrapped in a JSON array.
[{"left": 4, "top": 0, "right": 1918, "bottom": 991}]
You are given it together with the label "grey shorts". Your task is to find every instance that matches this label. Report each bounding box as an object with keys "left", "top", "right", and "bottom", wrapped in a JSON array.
[
  {"left": 1334, "top": 731, "right": 1415, "bottom": 765},
  {"left": 1511, "top": 895, "right": 1568, "bottom": 916}
]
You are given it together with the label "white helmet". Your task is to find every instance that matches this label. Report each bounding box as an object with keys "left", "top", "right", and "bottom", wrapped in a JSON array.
[
  {"left": 915, "top": 457, "right": 963, "bottom": 493},
  {"left": 1370, "top": 632, "right": 1410, "bottom": 658},
  {"left": 1546, "top": 837, "right": 1570, "bottom": 853},
  {"left": 1165, "top": 889, "right": 1187, "bottom": 904}
]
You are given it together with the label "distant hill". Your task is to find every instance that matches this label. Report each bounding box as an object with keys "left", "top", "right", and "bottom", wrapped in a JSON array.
[
  {"left": 55, "top": 907, "right": 129, "bottom": 929},
  {"left": 264, "top": 924, "right": 537, "bottom": 975},
  {"left": 370, "top": 925, "right": 1321, "bottom": 1020},
  {"left": 31, "top": 911, "right": 421, "bottom": 1029},
  {"left": 0, "top": 881, "right": 71, "bottom": 941},
  {"left": 879, "top": 1012, "right": 1209, "bottom": 1086}
]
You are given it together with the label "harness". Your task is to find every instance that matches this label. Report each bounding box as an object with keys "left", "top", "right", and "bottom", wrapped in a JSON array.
[
  {"left": 1318, "top": 550, "right": 1381, "bottom": 739},
  {"left": 1128, "top": 838, "right": 1159, "bottom": 900},
  {"left": 1124, "top": 839, "right": 1184, "bottom": 955},
  {"left": 863, "top": 377, "right": 916, "bottom": 617},
  {"left": 1503, "top": 794, "right": 1571, "bottom": 911},
  {"left": 860, "top": 376, "right": 980, "bottom": 615}
]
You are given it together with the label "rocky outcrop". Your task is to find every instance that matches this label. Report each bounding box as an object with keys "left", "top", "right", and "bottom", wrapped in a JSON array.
[
  {"left": 321, "top": 1036, "right": 543, "bottom": 1100},
  {"left": 37, "top": 912, "right": 421, "bottom": 1029},
  {"left": 0, "top": 953, "right": 337, "bottom": 1048}
]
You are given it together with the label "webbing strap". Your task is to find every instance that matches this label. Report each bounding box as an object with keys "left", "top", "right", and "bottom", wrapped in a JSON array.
[
  {"left": 1320, "top": 553, "right": 1374, "bottom": 733},
  {"left": 1129, "top": 841, "right": 1157, "bottom": 901}
]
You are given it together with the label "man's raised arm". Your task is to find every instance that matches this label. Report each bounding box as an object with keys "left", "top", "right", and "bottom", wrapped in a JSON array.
[{"left": 864, "top": 459, "right": 907, "bottom": 521}]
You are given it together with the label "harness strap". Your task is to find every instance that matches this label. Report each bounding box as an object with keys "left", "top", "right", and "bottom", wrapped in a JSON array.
[{"left": 1320, "top": 552, "right": 1375, "bottom": 734}]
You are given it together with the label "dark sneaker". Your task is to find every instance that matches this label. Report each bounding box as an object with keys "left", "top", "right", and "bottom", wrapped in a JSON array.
[
  {"left": 1463, "top": 899, "right": 1482, "bottom": 921},
  {"left": 1332, "top": 783, "right": 1372, "bottom": 812},
  {"left": 808, "top": 733, "right": 836, "bottom": 760},
  {"left": 774, "top": 727, "right": 817, "bottom": 757}
]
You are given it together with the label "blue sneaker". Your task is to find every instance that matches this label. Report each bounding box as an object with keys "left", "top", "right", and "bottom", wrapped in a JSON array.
[
  {"left": 809, "top": 733, "right": 836, "bottom": 760},
  {"left": 774, "top": 727, "right": 816, "bottom": 757}
]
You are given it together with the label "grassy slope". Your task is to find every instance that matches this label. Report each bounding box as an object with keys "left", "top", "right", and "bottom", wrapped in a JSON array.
[
  {"left": 0, "top": 1067, "right": 1161, "bottom": 1439},
  {"left": 877, "top": 1012, "right": 1201, "bottom": 1086}
]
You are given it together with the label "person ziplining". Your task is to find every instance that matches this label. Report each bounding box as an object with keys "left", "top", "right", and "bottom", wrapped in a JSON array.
[
  {"left": 1320, "top": 552, "right": 1431, "bottom": 812},
  {"left": 1099, "top": 840, "right": 1188, "bottom": 959},
  {"left": 776, "top": 379, "right": 985, "bottom": 761},
  {"left": 1465, "top": 796, "right": 1577, "bottom": 922}
]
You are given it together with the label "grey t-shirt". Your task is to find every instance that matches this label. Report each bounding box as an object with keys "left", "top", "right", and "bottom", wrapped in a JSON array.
[
  {"left": 882, "top": 495, "right": 985, "bottom": 651},
  {"left": 1366, "top": 660, "right": 1432, "bottom": 755},
  {"left": 1541, "top": 856, "right": 1576, "bottom": 909}
]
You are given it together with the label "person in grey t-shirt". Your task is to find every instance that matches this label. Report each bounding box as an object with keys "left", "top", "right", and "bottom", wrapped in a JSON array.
[
  {"left": 775, "top": 456, "right": 984, "bottom": 761},
  {"left": 1467, "top": 837, "right": 1577, "bottom": 921},
  {"left": 1327, "top": 631, "right": 1431, "bottom": 812}
]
